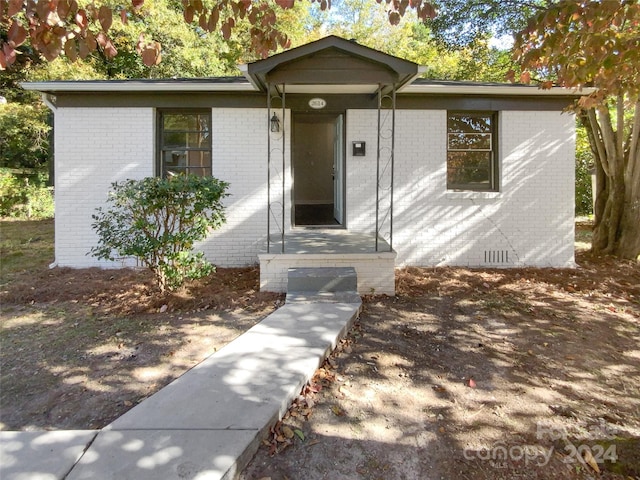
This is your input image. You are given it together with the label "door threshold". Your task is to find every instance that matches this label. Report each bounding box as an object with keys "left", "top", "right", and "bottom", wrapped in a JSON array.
[{"left": 292, "top": 225, "right": 345, "bottom": 230}]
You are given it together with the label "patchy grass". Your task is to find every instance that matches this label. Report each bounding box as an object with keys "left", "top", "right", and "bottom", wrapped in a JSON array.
[
  {"left": 0, "top": 218, "right": 54, "bottom": 286},
  {"left": 575, "top": 218, "right": 593, "bottom": 252}
]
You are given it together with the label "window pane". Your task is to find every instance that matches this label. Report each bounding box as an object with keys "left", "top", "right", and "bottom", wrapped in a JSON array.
[
  {"left": 448, "top": 114, "right": 492, "bottom": 133},
  {"left": 165, "top": 166, "right": 212, "bottom": 177},
  {"left": 447, "top": 151, "right": 492, "bottom": 187},
  {"left": 164, "top": 132, "right": 188, "bottom": 148},
  {"left": 448, "top": 133, "right": 492, "bottom": 150},
  {"left": 163, "top": 150, "right": 187, "bottom": 167},
  {"left": 187, "top": 151, "right": 211, "bottom": 168},
  {"left": 187, "top": 132, "right": 210, "bottom": 148},
  {"left": 163, "top": 113, "right": 210, "bottom": 131}
]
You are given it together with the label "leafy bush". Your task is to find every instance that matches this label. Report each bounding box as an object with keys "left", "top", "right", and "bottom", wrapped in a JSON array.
[
  {"left": 0, "top": 169, "right": 54, "bottom": 219},
  {"left": 575, "top": 123, "right": 594, "bottom": 216},
  {"left": 0, "top": 103, "right": 51, "bottom": 170},
  {"left": 91, "top": 174, "right": 229, "bottom": 292}
]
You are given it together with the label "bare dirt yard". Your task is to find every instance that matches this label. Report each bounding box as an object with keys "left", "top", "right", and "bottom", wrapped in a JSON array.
[
  {"left": 0, "top": 219, "right": 282, "bottom": 430},
  {"left": 2, "top": 219, "right": 639, "bottom": 479}
]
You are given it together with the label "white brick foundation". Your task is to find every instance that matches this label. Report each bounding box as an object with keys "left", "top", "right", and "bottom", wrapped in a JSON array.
[{"left": 259, "top": 251, "right": 397, "bottom": 295}]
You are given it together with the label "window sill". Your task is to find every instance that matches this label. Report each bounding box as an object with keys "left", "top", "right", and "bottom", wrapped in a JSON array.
[{"left": 444, "top": 190, "right": 501, "bottom": 199}]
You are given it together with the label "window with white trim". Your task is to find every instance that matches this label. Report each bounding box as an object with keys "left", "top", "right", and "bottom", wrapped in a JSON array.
[
  {"left": 158, "top": 110, "right": 211, "bottom": 177},
  {"left": 447, "top": 112, "right": 498, "bottom": 191}
]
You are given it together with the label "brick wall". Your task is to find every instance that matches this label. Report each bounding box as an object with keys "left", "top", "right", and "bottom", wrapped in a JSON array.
[
  {"left": 54, "top": 108, "right": 153, "bottom": 268},
  {"left": 345, "top": 109, "right": 576, "bottom": 267},
  {"left": 53, "top": 106, "right": 575, "bottom": 271},
  {"left": 196, "top": 108, "right": 291, "bottom": 266},
  {"left": 259, "top": 252, "right": 396, "bottom": 294}
]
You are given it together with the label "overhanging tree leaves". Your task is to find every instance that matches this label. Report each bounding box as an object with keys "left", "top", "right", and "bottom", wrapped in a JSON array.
[
  {"left": 0, "top": 0, "right": 436, "bottom": 69},
  {"left": 426, "top": 0, "right": 548, "bottom": 47},
  {"left": 513, "top": 0, "right": 640, "bottom": 260}
]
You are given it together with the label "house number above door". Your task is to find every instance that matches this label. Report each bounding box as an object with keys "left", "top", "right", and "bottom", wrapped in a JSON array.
[{"left": 309, "top": 98, "right": 327, "bottom": 109}]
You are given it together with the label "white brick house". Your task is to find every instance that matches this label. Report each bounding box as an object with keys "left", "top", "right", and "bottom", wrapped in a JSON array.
[{"left": 24, "top": 36, "right": 584, "bottom": 294}]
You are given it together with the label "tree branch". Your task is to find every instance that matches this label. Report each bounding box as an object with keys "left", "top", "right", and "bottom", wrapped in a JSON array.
[
  {"left": 598, "top": 105, "right": 619, "bottom": 173},
  {"left": 587, "top": 108, "right": 609, "bottom": 176},
  {"left": 616, "top": 94, "right": 624, "bottom": 160},
  {"left": 628, "top": 99, "right": 640, "bottom": 181}
]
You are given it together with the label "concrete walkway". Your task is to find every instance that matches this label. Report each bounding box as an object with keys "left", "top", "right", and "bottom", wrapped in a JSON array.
[{"left": 1, "top": 298, "right": 361, "bottom": 480}]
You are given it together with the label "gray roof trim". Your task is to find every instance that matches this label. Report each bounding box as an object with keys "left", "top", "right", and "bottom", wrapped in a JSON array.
[
  {"left": 22, "top": 77, "right": 255, "bottom": 93},
  {"left": 21, "top": 73, "right": 594, "bottom": 98},
  {"left": 403, "top": 81, "right": 594, "bottom": 96}
]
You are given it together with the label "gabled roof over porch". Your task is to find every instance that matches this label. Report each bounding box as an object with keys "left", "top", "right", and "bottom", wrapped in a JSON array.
[{"left": 242, "top": 35, "right": 422, "bottom": 94}]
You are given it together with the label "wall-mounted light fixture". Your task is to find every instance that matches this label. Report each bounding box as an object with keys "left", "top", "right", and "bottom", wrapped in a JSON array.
[{"left": 270, "top": 113, "right": 280, "bottom": 133}]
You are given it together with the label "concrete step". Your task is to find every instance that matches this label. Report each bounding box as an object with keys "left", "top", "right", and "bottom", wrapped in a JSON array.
[
  {"left": 287, "top": 267, "right": 357, "bottom": 293},
  {"left": 286, "top": 291, "right": 362, "bottom": 304}
]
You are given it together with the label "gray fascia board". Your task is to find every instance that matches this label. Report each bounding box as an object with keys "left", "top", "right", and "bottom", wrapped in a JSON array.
[
  {"left": 402, "top": 83, "right": 595, "bottom": 96},
  {"left": 21, "top": 80, "right": 257, "bottom": 93}
]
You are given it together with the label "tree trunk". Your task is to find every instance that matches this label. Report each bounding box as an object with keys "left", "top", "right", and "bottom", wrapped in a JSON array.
[{"left": 583, "top": 98, "right": 640, "bottom": 260}]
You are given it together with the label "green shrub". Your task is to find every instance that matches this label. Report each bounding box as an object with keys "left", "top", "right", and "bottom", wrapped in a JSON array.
[
  {"left": 0, "top": 103, "right": 51, "bottom": 170},
  {"left": 0, "top": 170, "right": 54, "bottom": 219},
  {"left": 91, "top": 174, "right": 229, "bottom": 292},
  {"left": 576, "top": 123, "right": 594, "bottom": 216}
]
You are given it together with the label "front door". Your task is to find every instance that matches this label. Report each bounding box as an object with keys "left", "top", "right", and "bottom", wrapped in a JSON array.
[{"left": 292, "top": 113, "right": 345, "bottom": 227}]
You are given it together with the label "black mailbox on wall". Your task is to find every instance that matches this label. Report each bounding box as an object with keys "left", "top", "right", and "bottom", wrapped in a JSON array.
[{"left": 352, "top": 141, "right": 366, "bottom": 156}]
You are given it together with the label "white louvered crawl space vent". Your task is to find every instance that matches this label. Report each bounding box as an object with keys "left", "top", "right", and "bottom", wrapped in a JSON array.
[{"left": 484, "top": 250, "right": 510, "bottom": 264}]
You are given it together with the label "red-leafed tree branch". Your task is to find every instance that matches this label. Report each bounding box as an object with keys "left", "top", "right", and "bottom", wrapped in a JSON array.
[
  {"left": 512, "top": 0, "right": 640, "bottom": 259},
  {"left": 0, "top": 0, "right": 436, "bottom": 69}
]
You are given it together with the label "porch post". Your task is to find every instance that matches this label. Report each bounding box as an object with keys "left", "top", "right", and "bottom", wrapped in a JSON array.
[
  {"left": 267, "top": 83, "right": 272, "bottom": 253},
  {"left": 266, "top": 83, "right": 286, "bottom": 253},
  {"left": 375, "top": 85, "right": 396, "bottom": 252}
]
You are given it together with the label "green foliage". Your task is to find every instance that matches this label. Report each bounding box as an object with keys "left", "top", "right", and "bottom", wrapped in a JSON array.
[
  {"left": 575, "top": 123, "right": 593, "bottom": 216},
  {"left": 0, "top": 103, "right": 51, "bottom": 170},
  {"left": 427, "top": 0, "right": 547, "bottom": 48},
  {"left": 91, "top": 174, "right": 229, "bottom": 292},
  {"left": 0, "top": 170, "right": 54, "bottom": 219}
]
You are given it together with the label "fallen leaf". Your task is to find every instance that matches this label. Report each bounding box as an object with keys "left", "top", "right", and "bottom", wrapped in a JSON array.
[
  {"left": 305, "top": 397, "right": 315, "bottom": 408},
  {"left": 276, "top": 434, "right": 285, "bottom": 442},
  {"left": 439, "top": 426, "right": 446, "bottom": 433},
  {"left": 468, "top": 378, "right": 476, "bottom": 388},
  {"left": 582, "top": 448, "right": 600, "bottom": 473},
  {"left": 307, "top": 439, "right": 320, "bottom": 446},
  {"left": 282, "top": 426, "right": 294, "bottom": 439},
  {"left": 331, "top": 405, "right": 345, "bottom": 416},
  {"left": 123, "top": 400, "right": 132, "bottom": 407},
  {"left": 294, "top": 429, "right": 305, "bottom": 441},
  {"left": 159, "top": 304, "right": 168, "bottom": 313}
]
